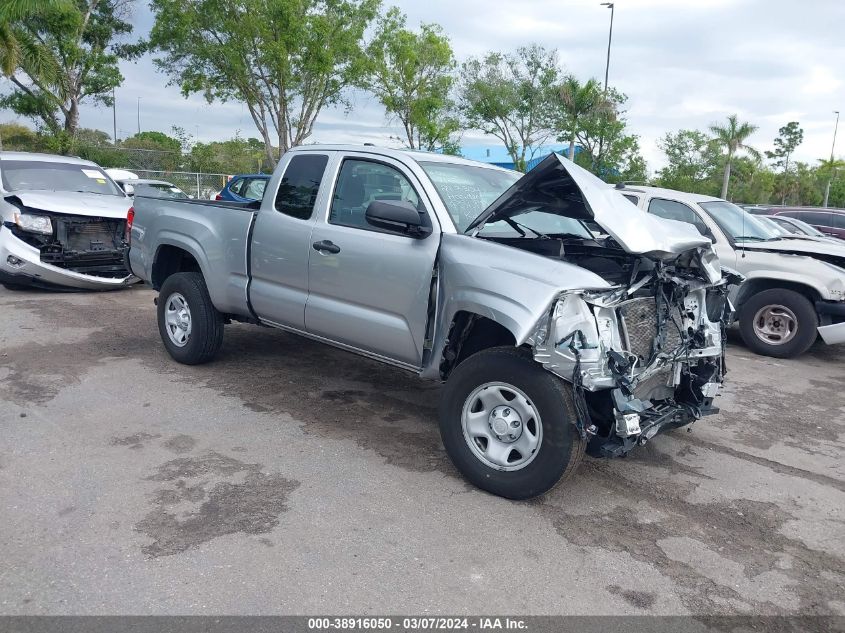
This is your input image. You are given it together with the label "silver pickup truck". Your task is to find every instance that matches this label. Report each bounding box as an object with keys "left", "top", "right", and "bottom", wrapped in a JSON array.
[{"left": 128, "top": 146, "right": 733, "bottom": 499}]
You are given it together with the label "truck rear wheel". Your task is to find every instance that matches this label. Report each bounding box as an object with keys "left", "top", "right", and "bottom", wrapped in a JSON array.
[
  {"left": 738, "top": 289, "right": 817, "bottom": 358},
  {"left": 438, "top": 347, "right": 586, "bottom": 500},
  {"left": 157, "top": 272, "right": 224, "bottom": 365}
]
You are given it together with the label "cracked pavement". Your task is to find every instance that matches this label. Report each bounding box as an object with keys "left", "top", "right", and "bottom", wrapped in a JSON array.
[{"left": 0, "top": 286, "right": 843, "bottom": 615}]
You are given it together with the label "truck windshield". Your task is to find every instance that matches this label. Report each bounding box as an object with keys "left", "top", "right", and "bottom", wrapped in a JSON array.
[
  {"left": 0, "top": 160, "right": 123, "bottom": 196},
  {"left": 419, "top": 161, "right": 521, "bottom": 231},
  {"left": 699, "top": 200, "right": 780, "bottom": 242}
]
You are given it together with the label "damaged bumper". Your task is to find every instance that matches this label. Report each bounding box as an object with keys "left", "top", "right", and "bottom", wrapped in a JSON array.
[
  {"left": 0, "top": 222, "right": 136, "bottom": 290},
  {"left": 816, "top": 300, "right": 845, "bottom": 345},
  {"left": 530, "top": 260, "right": 732, "bottom": 457}
]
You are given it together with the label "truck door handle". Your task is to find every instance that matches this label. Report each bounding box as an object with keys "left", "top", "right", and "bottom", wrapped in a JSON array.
[{"left": 312, "top": 240, "right": 341, "bottom": 254}]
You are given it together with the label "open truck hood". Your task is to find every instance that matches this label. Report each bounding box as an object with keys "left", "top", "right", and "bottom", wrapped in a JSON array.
[
  {"left": 4, "top": 190, "right": 131, "bottom": 220},
  {"left": 466, "top": 154, "right": 711, "bottom": 258}
]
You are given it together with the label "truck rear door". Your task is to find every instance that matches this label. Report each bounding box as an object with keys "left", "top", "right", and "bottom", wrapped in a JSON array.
[
  {"left": 249, "top": 152, "right": 331, "bottom": 329},
  {"left": 305, "top": 152, "right": 441, "bottom": 368}
]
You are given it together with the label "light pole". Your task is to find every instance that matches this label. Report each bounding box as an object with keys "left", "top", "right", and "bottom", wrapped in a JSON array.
[
  {"left": 824, "top": 110, "right": 840, "bottom": 208},
  {"left": 136, "top": 97, "right": 141, "bottom": 136},
  {"left": 596, "top": 2, "right": 615, "bottom": 169},
  {"left": 600, "top": 2, "right": 614, "bottom": 92},
  {"left": 112, "top": 87, "right": 117, "bottom": 144}
]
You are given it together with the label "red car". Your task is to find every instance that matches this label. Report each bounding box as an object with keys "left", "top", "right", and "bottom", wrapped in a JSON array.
[{"left": 767, "top": 207, "right": 845, "bottom": 240}]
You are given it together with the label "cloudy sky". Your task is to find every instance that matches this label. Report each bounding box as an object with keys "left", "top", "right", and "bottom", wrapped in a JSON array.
[{"left": 3, "top": 0, "right": 843, "bottom": 171}]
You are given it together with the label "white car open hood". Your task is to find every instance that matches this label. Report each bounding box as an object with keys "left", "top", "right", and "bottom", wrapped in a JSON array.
[
  {"left": 5, "top": 190, "right": 131, "bottom": 220},
  {"left": 466, "top": 154, "right": 711, "bottom": 258}
]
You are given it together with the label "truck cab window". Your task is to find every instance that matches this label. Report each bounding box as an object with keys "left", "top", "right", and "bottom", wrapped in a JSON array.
[
  {"left": 330, "top": 160, "right": 420, "bottom": 230},
  {"left": 274, "top": 155, "right": 328, "bottom": 219},
  {"left": 647, "top": 198, "right": 709, "bottom": 236}
]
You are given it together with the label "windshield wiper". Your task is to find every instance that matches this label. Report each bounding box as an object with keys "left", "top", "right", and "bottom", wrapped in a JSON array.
[
  {"left": 502, "top": 218, "right": 550, "bottom": 239},
  {"left": 735, "top": 236, "right": 769, "bottom": 242}
]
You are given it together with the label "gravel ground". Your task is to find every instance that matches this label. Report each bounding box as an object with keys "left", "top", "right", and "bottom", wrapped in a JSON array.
[{"left": 0, "top": 285, "right": 843, "bottom": 616}]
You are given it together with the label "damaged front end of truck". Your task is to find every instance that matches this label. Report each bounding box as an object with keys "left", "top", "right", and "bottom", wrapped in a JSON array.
[
  {"left": 465, "top": 154, "right": 739, "bottom": 457},
  {"left": 527, "top": 251, "right": 737, "bottom": 457}
]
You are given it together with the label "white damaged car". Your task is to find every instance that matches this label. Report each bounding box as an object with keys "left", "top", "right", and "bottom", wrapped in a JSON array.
[{"left": 0, "top": 152, "right": 136, "bottom": 291}]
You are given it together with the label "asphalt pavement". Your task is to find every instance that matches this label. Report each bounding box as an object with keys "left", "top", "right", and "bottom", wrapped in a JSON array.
[{"left": 1, "top": 285, "right": 843, "bottom": 615}]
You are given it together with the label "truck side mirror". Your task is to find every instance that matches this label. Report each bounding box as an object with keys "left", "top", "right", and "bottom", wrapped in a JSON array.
[{"left": 365, "top": 200, "right": 431, "bottom": 238}]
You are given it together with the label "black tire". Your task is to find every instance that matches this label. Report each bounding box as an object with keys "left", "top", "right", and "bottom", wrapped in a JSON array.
[
  {"left": 157, "top": 272, "right": 224, "bottom": 365},
  {"left": 439, "top": 347, "right": 586, "bottom": 500},
  {"left": 738, "top": 288, "right": 818, "bottom": 358}
]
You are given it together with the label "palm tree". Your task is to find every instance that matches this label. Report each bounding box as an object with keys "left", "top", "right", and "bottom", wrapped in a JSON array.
[
  {"left": 557, "top": 76, "right": 612, "bottom": 161},
  {"left": 709, "top": 114, "right": 760, "bottom": 199},
  {"left": 0, "top": 0, "right": 70, "bottom": 77},
  {"left": 819, "top": 157, "right": 845, "bottom": 208}
]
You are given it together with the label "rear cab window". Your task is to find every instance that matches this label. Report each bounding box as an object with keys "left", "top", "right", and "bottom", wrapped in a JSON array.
[{"left": 274, "top": 154, "right": 329, "bottom": 220}]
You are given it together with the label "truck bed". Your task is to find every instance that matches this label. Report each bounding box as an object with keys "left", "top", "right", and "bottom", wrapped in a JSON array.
[{"left": 127, "top": 195, "right": 259, "bottom": 317}]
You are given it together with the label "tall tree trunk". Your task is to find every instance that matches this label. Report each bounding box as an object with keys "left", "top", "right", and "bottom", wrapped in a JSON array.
[
  {"left": 567, "top": 135, "right": 575, "bottom": 161},
  {"left": 65, "top": 98, "right": 80, "bottom": 136},
  {"left": 720, "top": 153, "right": 732, "bottom": 199}
]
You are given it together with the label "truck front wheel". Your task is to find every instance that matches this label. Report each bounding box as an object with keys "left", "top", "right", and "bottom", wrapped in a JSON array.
[
  {"left": 438, "top": 347, "right": 586, "bottom": 500},
  {"left": 738, "top": 289, "right": 818, "bottom": 358},
  {"left": 157, "top": 272, "right": 224, "bottom": 365}
]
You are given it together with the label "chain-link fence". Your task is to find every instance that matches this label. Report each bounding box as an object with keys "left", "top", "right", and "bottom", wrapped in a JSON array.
[{"left": 129, "top": 170, "right": 230, "bottom": 200}]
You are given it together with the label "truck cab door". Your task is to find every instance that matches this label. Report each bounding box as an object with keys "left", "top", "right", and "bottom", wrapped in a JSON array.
[
  {"left": 249, "top": 152, "right": 331, "bottom": 329},
  {"left": 305, "top": 154, "right": 440, "bottom": 368}
]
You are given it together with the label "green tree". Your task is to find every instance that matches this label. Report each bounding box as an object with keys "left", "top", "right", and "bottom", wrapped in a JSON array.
[
  {"left": 555, "top": 76, "right": 610, "bottom": 161},
  {"left": 655, "top": 129, "right": 721, "bottom": 194},
  {"left": 149, "top": 0, "right": 379, "bottom": 167},
  {"left": 0, "top": 0, "right": 71, "bottom": 76},
  {"left": 709, "top": 114, "right": 760, "bottom": 200},
  {"left": 186, "top": 134, "right": 270, "bottom": 175},
  {"left": 359, "top": 7, "right": 457, "bottom": 151},
  {"left": 725, "top": 155, "right": 775, "bottom": 204},
  {"left": 766, "top": 121, "right": 803, "bottom": 204},
  {"left": 818, "top": 156, "right": 845, "bottom": 208},
  {"left": 568, "top": 87, "right": 646, "bottom": 183},
  {"left": 0, "top": 121, "right": 42, "bottom": 151},
  {"left": 458, "top": 44, "right": 561, "bottom": 171},
  {"left": 0, "top": 0, "right": 132, "bottom": 144},
  {"left": 118, "top": 130, "right": 183, "bottom": 170}
]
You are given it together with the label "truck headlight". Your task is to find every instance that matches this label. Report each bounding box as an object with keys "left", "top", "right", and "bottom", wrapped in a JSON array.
[{"left": 14, "top": 212, "right": 53, "bottom": 235}]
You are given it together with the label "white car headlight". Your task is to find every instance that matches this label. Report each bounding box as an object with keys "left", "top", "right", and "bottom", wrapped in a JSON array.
[{"left": 14, "top": 212, "right": 53, "bottom": 235}]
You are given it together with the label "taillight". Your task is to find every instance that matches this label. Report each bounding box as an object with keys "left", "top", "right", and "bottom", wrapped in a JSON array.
[
  {"left": 215, "top": 194, "right": 223, "bottom": 200},
  {"left": 125, "top": 207, "right": 134, "bottom": 244}
]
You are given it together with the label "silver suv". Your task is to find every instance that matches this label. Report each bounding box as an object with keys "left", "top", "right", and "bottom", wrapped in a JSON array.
[{"left": 618, "top": 185, "right": 845, "bottom": 357}]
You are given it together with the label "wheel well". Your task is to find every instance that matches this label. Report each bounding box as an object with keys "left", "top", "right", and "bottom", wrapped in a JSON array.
[
  {"left": 734, "top": 278, "right": 821, "bottom": 314},
  {"left": 151, "top": 246, "right": 201, "bottom": 290},
  {"left": 439, "top": 311, "right": 517, "bottom": 379}
]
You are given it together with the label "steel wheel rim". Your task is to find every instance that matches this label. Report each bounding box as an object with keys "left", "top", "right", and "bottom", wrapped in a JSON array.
[
  {"left": 461, "top": 381, "right": 543, "bottom": 472},
  {"left": 752, "top": 304, "right": 798, "bottom": 345},
  {"left": 164, "top": 292, "right": 192, "bottom": 347}
]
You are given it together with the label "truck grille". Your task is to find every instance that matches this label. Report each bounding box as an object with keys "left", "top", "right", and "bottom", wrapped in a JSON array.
[
  {"left": 39, "top": 216, "right": 129, "bottom": 278},
  {"left": 618, "top": 297, "right": 682, "bottom": 360}
]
